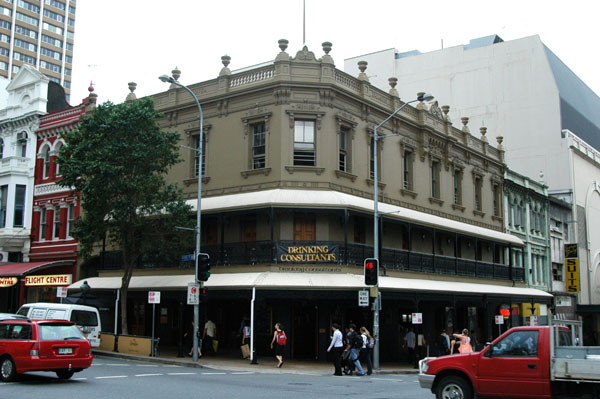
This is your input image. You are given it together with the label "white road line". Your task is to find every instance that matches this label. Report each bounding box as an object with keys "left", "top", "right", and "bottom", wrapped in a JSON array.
[
  {"left": 137, "top": 364, "right": 159, "bottom": 367},
  {"left": 96, "top": 375, "right": 128, "bottom": 379},
  {"left": 202, "top": 372, "right": 227, "bottom": 375},
  {"left": 231, "top": 372, "right": 254, "bottom": 375},
  {"left": 104, "top": 364, "right": 129, "bottom": 367},
  {"left": 135, "top": 373, "right": 163, "bottom": 377},
  {"left": 168, "top": 372, "right": 197, "bottom": 376},
  {"left": 73, "top": 377, "right": 88, "bottom": 380},
  {"left": 164, "top": 365, "right": 182, "bottom": 368},
  {"left": 370, "top": 377, "right": 405, "bottom": 382}
]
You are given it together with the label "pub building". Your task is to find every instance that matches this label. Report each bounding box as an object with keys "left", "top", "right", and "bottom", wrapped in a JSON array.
[{"left": 67, "top": 41, "right": 551, "bottom": 362}]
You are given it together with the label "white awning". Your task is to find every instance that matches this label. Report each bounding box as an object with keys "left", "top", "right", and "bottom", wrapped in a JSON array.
[
  {"left": 185, "top": 189, "right": 523, "bottom": 246},
  {"left": 67, "top": 272, "right": 551, "bottom": 298}
]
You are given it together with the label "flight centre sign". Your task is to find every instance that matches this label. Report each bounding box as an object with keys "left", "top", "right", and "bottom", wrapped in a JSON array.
[{"left": 277, "top": 245, "right": 338, "bottom": 263}]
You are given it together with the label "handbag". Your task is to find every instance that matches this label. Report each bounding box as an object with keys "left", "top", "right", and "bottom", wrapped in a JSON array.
[
  {"left": 212, "top": 339, "right": 219, "bottom": 352},
  {"left": 240, "top": 344, "right": 250, "bottom": 359}
]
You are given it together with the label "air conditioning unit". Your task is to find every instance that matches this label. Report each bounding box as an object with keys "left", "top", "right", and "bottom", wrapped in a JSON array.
[
  {"left": 0, "top": 251, "right": 8, "bottom": 262},
  {"left": 16, "top": 131, "right": 28, "bottom": 142}
]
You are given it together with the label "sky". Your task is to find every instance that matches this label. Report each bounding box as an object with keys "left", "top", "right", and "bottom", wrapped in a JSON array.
[{"left": 70, "top": 0, "right": 600, "bottom": 105}]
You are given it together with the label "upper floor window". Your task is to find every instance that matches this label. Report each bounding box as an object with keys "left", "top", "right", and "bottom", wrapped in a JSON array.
[
  {"left": 293, "top": 120, "right": 315, "bottom": 166},
  {"left": 369, "top": 137, "right": 375, "bottom": 180},
  {"left": 13, "top": 185, "right": 25, "bottom": 227},
  {"left": 53, "top": 207, "right": 60, "bottom": 238},
  {"left": 0, "top": 138, "right": 4, "bottom": 158},
  {"left": 42, "top": 34, "right": 62, "bottom": 48},
  {"left": 194, "top": 134, "right": 205, "bottom": 177},
  {"left": 42, "top": 22, "right": 62, "bottom": 35},
  {"left": 54, "top": 142, "right": 62, "bottom": 176},
  {"left": 42, "top": 147, "right": 51, "bottom": 179},
  {"left": 339, "top": 127, "right": 348, "bottom": 172},
  {"left": 67, "top": 203, "right": 75, "bottom": 237},
  {"left": 45, "top": 0, "right": 66, "bottom": 11},
  {"left": 43, "top": 9, "right": 64, "bottom": 23},
  {"left": 431, "top": 160, "right": 440, "bottom": 199},
  {"left": 403, "top": 149, "right": 414, "bottom": 191},
  {"left": 453, "top": 169, "right": 463, "bottom": 205},
  {"left": 17, "top": 0, "right": 39, "bottom": 13},
  {"left": 15, "top": 24, "right": 37, "bottom": 39},
  {"left": 16, "top": 11, "right": 38, "bottom": 27},
  {"left": 17, "top": 131, "right": 27, "bottom": 157},
  {"left": 474, "top": 176, "right": 482, "bottom": 211},
  {"left": 0, "top": 185, "right": 7, "bottom": 228},
  {"left": 493, "top": 183, "right": 501, "bottom": 217},
  {"left": 40, "top": 209, "right": 47, "bottom": 240},
  {"left": 0, "top": 5, "right": 11, "bottom": 16},
  {"left": 252, "top": 122, "right": 266, "bottom": 170}
]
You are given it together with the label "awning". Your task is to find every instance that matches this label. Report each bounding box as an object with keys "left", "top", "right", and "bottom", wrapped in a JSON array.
[
  {"left": 0, "top": 261, "right": 74, "bottom": 277},
  {"left": 67, "top": 272, "right": 551, "bottom": 298},
  {"left": 185, "top": 189, "right": 523, "bottom": 246}
]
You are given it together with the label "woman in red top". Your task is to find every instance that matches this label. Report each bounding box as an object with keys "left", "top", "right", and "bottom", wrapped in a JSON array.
[
  {"left": 270, "top": 322, "right": 286, "bottom": 368},
  {"left": 453, "top": 329, "right": 473, "bottom": 354}
]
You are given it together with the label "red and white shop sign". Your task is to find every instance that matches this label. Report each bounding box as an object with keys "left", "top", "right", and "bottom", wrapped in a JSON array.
[
  {"left": 0, "top": 277, "right": 18, "bottom": 287},
  {"left": 25, "top": 274, "right": 72, "bottom": 286},
  {"left": 148, "top": 291, "right": 161, "bottom": 304}
]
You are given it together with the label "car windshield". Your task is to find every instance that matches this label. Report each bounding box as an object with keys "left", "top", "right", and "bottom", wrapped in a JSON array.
[{"left": 39, "top": 324, "right": 86, "bottom": 341}]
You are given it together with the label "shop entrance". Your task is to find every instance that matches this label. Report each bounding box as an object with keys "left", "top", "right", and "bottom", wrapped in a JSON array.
[{"left": 291, "top": 303, "right": 317, "bottom": 359}]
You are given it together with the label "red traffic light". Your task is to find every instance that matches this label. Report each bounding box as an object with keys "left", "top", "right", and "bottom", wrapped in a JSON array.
[
  {"left": 365, "top": 262, "right": 375, "bottom": 270},
  {"left": 364, "top": 258, "right": 378, "bottom": 286}
]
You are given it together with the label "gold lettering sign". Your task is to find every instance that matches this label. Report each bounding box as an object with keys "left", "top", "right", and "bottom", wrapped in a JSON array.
[
  {"left": 25, "top": 274, "right": 72, "bottom": 286},
  {"left": 0, "top": 277, "right": 18, "bottom": 287},
  {"left": 277, "top": 245, "right": 339, "bottom": 263},
  {"left": 565, "top": 258, "right": 580, "bottom": 293}
]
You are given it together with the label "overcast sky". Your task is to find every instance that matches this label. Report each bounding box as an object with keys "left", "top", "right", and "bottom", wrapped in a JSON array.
[{"left": 70, "top": 0, "right": 600, "bottom": 105}]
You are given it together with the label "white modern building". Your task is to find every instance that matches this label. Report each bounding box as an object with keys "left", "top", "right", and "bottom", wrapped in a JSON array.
[{"left": 345, "top": 34, "right": 600, "bottom": 343}]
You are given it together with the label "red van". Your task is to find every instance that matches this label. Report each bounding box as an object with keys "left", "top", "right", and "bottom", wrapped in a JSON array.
[{"left": 0, "top": 319, "right": 93, "bottom": 382}]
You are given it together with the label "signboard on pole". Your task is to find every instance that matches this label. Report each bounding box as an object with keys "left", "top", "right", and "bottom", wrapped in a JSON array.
[
  {"left": 495, "top": 315, "right": 504, "bottom": 325},
  {"left": 358, "top": 290, "right": 369, "bottom": 307},
  {"left": 148, "top": 291, "right": 161, "bottom": 304},
  {"left": 56, "top": 287, "right": 68, "bottom": 298},
  {"left": 565, "top": 244, "right": 580, "bottom": 293},
  {"left": 412, "top": 313, "right": 423, "bottom": 324},
  {"left": 187, "top": 283, "right": 200, "bottom": 305}
]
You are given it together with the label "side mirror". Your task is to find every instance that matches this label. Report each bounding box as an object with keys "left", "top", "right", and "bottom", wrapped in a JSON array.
[{"left": 483, "top": 343, "right": 493, "bottom": 358}]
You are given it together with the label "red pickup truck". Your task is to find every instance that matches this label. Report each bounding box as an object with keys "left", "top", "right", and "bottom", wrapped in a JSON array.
[{"left": 419, "top": 324, "right": 600, "bottom": 399}]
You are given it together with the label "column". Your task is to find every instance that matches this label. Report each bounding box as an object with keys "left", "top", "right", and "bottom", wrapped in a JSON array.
[{"left": 59, "top": 204, "right": 68, "bottom": 239}]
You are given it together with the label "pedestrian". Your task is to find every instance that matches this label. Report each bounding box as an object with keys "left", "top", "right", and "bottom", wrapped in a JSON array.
[
  {"left": 327, "top": 323, "right": 344, "bottom": 376},
  {"left": 240, "top": 321, "right": 251, "bottom": 359},
  {"left": 203, "top": 318, "right": 217, "bottom": 356},
  {"left": 359, "top": 327, "right": 374, "bottom": 375},
  {"left": 183, "top": 321, "right": 202, "bottom": 358},
  {"left": 436, "top": 328, "right": 450, "bottom": 356},
  {"left": 343, "top": 324, "right": 365, "bottom": 376},
  {"left": 270, "top": 322, "right": 286, "bottom": 368},
  {"left": 453, "top": 329, "right": 473, "bottom": 354},
  {"left": 404, "top": 327, "right": 416, "bottom": 366}
]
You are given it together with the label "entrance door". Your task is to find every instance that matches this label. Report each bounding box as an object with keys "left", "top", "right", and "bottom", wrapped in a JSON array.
[
  {"left": 294, "top": 215, "right": 315, "bottom": 241},
  {"left": 291, "top": 303, "right": 317, "bottom": 359}
]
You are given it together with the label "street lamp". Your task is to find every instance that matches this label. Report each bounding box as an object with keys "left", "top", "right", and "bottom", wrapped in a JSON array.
[
  {"left": 159, "top": 74, "right": 203, "bottom": 363},
  {"left": 80, "top": 280, "right": 90, "bottom": 306},
  {"left": 372, "top": 92, "right": 434, "bottom": 369}
]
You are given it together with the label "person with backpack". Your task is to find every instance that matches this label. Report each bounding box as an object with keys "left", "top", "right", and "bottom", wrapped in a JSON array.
[
  {"left": 343, "top": 324, "right": 365, "bottom": 376},
  {"left": 270, "top": 322, "right": 286, "bottom": 368},
  {"left": 360, "top": 327, "right": 374, "bottom": 375}
]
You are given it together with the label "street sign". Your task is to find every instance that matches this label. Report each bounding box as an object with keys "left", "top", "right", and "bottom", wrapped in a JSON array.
[
  {"left": 412, "top": 313, "right": 423, "bottom": 324},
  {"left": 187, "top": 282, "right": 199, "bottom": 305},
  {"left": 181, "top": 254, "right": 195, "bottom": 261},
  {"left": 530, "top": 315, "right": 538, "bottom": 326},
  {"left": 358, "top": 290, "right": 369, "bottom": 307},
  {"left": 148, "top": 291, "right": 161, "bottom": 304},
  {"left": 495, "top": 315, "right": 504, "bottom": 325},
  {"left": 56, "top": 287, "right": 68, "bottom": 298}
]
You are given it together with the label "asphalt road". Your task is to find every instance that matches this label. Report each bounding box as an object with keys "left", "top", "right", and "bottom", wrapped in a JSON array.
[{"left": 1, "top": 356, "right": 436, "bottom": 399}]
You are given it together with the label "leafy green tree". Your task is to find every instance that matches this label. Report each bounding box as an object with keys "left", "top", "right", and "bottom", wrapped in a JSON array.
[{"left": 57, "top": 98, "right": 193, "bottom": 334}]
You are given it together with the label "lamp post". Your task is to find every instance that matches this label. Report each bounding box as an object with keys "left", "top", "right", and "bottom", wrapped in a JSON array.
[
  {"left": 372, "top": 93, "right": 433, "bottom": 369},
  {"left": 80, "top": 280, "right": 90, "bottom": 306},
  {"left": 159, "top": 74, "right": 203, "bottom": 363}
]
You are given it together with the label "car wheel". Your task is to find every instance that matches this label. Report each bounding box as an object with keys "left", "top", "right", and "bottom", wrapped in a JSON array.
[
  {"left": 0, "top": 356, "right": 17, "bottom": 382},
  {"left": 56, "top": 369, "right": 75, "bottom": 380},
  {"left": 436, "top": 375, "right": 473, "bottom": 399}
]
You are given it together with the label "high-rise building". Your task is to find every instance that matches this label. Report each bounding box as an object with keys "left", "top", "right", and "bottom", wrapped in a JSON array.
[{"left": 0, "top": 0, "right": 76, "bottom": 101}]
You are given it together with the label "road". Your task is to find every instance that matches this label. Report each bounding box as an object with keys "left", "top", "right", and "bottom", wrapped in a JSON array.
[{"left": 1, "top": 356, "right": 435, "bottom": 399}]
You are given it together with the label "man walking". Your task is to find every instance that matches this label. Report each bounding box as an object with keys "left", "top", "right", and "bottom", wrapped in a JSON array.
[
  {"left": 404, "top": 327, "right": 416, "bottom": 366},
  {"left": 343, "top": 324, "right": 365, "bottom": 376},
  {"left": 203, "top": 318, "right": 217, "bottom": 356}
]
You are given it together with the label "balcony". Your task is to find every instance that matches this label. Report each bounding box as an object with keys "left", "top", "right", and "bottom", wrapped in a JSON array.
[
  {"left": 0, "top": 156, "right": 31, "bottom": 176},
  {"left": 95, "top": 240, "right": 524, "bottom": 282}
]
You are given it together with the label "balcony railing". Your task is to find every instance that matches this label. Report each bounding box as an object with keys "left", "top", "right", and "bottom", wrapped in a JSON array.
[{"left": 96, "top": 240, "right": 524, "bottom": 282}]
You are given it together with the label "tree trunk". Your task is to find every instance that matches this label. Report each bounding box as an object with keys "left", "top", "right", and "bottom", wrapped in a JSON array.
[
  {"left": 120, "top": 284, "right": 128, "bottom": 335},
  {"left": 120, "top": 246, "right": 135, "bottom": 335}
]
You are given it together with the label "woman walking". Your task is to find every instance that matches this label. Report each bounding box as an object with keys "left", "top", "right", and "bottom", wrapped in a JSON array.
[
  {"left": 327, "top": 323, "right": 344, "bottom": 376},
  {"left": 359, "top": 327, "right": 374, "bottom": 375},
  {"left": 453, "top": 329, "right": 473, "bottom": 354},
  {"left": 270, "top": 322, "right": 286, "bottom": 368}
]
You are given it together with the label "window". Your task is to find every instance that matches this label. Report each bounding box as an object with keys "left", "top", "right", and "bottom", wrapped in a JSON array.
[
  {"left": 0, "top": 19, "right": 10, "bottom": 30},
  {"left": 15, "top": 24, "right": 37, "bottom": 39},
  {"left": 252, "top": 122, "right": 265, "bottom": 169},
  {"left": 43, "top": 9, "right": 64, "bottom": 23},
  {"left": 490, "top": 330, "right": 539, "bottom": 357},
  {"left": 14, "top": 38, "right": 36, "bottom": 52},
  {"left": 339, "top": 127, "right": 348, "bottom": 172},
  {"left": 54, "top": 143, "right": 61, "bottom": 175},
  {"left": 67, "top": 18, "right": 74, "bottom": 27},
  {"left": 403, "top": 150, "right": 414, "bottom": 190},
  {"left": 64, "top": 67, "right": 71, "bottom": 76},
  {"left": 194, "top": 134, "right": 205, "bottom": 177},
  {"left": 453, "top": 169, "right": 463, "bottom": 205},
  {"left": 53, "top": 207, "right": 60, "bottom": 238},
  {"left": 552, "top": 262, "right": 563, "bottom": 281},
  {"left": 40, "top": 60, "right": 60, "bottom": 73},
  {"left": 293, "top": 120, "right": 315, "bottom": 166},
  {"left": 431, "top": 160, "right": 440, "bottom": 198},
  {"left": 13, "top": 185, "right": 25, "bottom": 227},
  {"left": 45, "top": 0, "right": 66, "bottom": 10},
  {"left": 40, "top": 209, "right": 47, "bottom": 239},
  {"left": 42, "top": 22, "right": 62, "bottom": 35},
  {"left": 369, "top": 137, "right": 375, "bottom": 179},
  {"left": 42, "top": 147, "right": 50, "bottom": 178},
  {"left": 17, "top": 0, "right": 39, "bottom": 13},
  {"left": 13, "top": 51, "right": 36, "bottom": 65},
  {"left": 0, "top": 33, "right": 9, "bottom": 43},
  {"left": 0, "top": 5, "right": 11, "bottom": 16},
  {"left": 0, "top": 137, "right": 3, "bottom": 158},
  {"left": 68, "top": 5, "right": 75, "bottom": 14},
  {"left": 66, "top": 30, "right": 73, "bottom": 40},
  {"left": 293, "top": 214, "right": 315, "bottom": 241},
  {"left": 474, "top": 176, "right": 482, "bottom": 211},
  {"left": 493, "top": 183, "right": 501, "bottom": 216},
  {"left": 67, "top": 203, "right": 75, "bottom": 237},
  {"left": 41, "top": 47, "right": 61, "bottom": 60},
  {"left": 65, "top": 54, "right": 72, "bottom": 64},
  {"left": 42, "top": 34, "right": 62, "bottom": 48},
  {"left": 16, "top": 12, "right": 38, "bottom": 27},
  {"left": 0, "top": 185, "right": 7, "bottom": 228},
  {"left": 17, "top": 131, "right": 27, "bottom": 157},
  {"left": 66, "top": 42, "right": 73, "bottom": 51},
  {"left": 0, "top": 61, "right": 7, "bottom": 71}
]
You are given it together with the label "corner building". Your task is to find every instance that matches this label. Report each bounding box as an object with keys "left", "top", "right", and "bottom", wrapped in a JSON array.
[{"left": 81, "top": 41, "right": 550, "bottom": 362}]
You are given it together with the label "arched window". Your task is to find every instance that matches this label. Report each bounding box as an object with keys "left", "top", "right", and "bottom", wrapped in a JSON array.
[
  {"left": 42, "top": 146, "right": 51, "bottom": 179},
  {"left": 17, "top": 131, "right": 27, "bottom": 157},
  {"left": 54, "top": 142, "right": 62, "bottom": 176}
]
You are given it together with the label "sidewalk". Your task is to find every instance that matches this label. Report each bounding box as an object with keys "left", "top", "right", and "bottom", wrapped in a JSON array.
[{"left": 92, "top": 349, "right": 421, "bottom": 376}]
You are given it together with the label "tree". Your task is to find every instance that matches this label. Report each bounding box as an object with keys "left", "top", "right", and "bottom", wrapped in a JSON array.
[{"left": 57, "top": 98, "right": 193, "bottom": 334}]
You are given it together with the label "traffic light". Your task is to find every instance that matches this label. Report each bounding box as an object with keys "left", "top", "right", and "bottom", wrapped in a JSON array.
[
  {"left": 197, "top": 253, "right": 211, "bottom": 282},
  {"left": 364, "top": 258, "right": 378, "bottom": 286},
  {"left": 199, "top": 287, "right": 208, "bottom": 303}
]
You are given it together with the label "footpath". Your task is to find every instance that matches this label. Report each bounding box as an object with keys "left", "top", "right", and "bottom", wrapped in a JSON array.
[{"left": 92, "top": 349, "right": 421, "bottom": 376}]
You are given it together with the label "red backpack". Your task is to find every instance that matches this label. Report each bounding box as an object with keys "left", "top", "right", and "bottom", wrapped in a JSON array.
[{"left": 276, "top": 331, "right": 287, "bottom": 345}]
